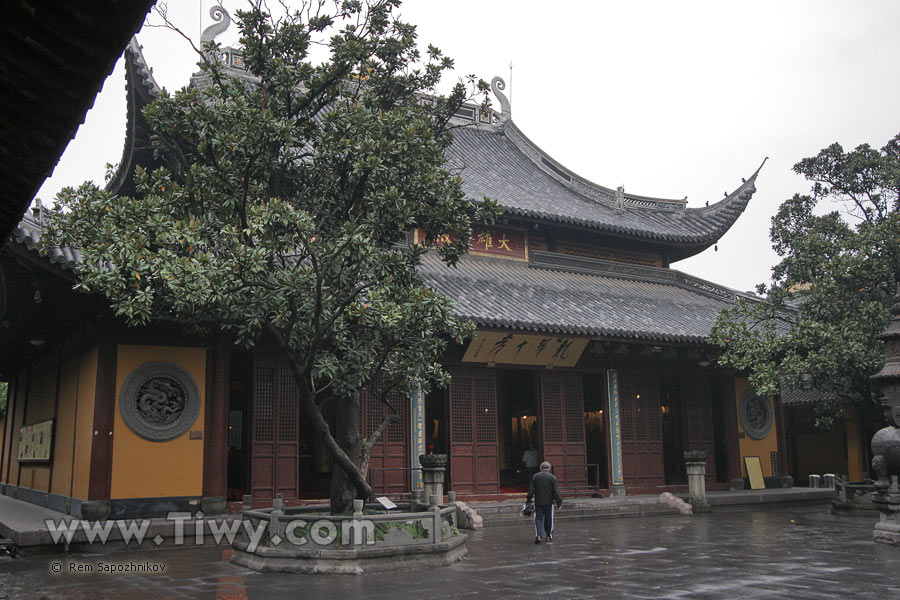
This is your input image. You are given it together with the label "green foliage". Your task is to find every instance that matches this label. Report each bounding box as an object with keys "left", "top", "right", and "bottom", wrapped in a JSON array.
[
  {"left": 372, "top": 519, "right": 428, "bottom": 540},
  {"left": 710, "top": 133, "right": 900, "bottom": 427},
  {"left": 0, "top": 381, "right": 7, "bottom": 418},
  {"left": 43, "top": 1, "right": 499, "bottom": 495}
]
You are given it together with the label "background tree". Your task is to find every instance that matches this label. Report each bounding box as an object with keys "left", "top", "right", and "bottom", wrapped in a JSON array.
[
  {"left": 710, "top": 133, "right": 900, "bottom": 428},
  {"left": 45, "top": 0, "right": 498, "bottom": 512}
]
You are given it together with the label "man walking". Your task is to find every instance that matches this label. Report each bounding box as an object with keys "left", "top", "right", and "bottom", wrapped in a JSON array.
[{"left": 527, "top": 461, "right": 562, "bottom": 543}]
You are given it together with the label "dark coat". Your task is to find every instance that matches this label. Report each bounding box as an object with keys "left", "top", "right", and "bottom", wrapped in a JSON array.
[{"left": 527, "top": 470, "right": 562, "bottom": 507}]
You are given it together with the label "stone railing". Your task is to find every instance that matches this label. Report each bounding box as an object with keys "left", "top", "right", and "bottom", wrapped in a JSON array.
[{"left": 236, "top": 493, "right": 460, "bottom": 550}]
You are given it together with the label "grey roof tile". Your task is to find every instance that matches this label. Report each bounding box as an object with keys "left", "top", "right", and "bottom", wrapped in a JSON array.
[{"left": 418, "top": 251, "right": 750, "bottom": 343}]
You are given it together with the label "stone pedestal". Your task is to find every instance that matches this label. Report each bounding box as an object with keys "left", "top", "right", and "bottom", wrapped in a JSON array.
[
  {"left": 419, "top": 454, "right": 447, "bottom": 503},
  {"left": 684, "top": 450, "right": 710, "bottom": 513},
  {"left": 872, "top": 493, "right": 900, "bottom": 545}
]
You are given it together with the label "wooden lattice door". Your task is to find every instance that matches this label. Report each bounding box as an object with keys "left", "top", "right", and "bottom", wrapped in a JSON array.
[
  {"left": 360, "top": 382, "right": 410, "bottom": 496},
  {"left": 540, "top": 371, "right": 588, "bottom": 488},
  {"left": 250, "top": 353, "right": 299, "bottom": 500},
  {"left": 620, "top": 373, "right": 664, "bottom": 485},
  {"left": 448, "top": 367, "right": 499, "bottom": 493},
  {"left": 685, "top": 375, "right": 717, "bottom": 480}
]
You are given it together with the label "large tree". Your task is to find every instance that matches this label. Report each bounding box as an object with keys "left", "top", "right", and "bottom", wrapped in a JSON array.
[
  {"left": 710, "top": 133, "right": 900, "bottom": 427},
  {"left": 45, "top": 0, "right": 498, "bottom": 512}
]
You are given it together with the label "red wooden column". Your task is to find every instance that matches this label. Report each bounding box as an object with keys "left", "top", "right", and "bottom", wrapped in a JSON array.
[
  {"left": 88, "top": 341, "right": 117, "bottom": 501},
  {"left": 203, "top": 336, "right": 230, "bottom": 498}
]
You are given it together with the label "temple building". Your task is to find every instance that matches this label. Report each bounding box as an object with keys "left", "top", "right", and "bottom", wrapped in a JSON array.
[{"left": 1, "top": 33, "right": 789, "bottom": 518}]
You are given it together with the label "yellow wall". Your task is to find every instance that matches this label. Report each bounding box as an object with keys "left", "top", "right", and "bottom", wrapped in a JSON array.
[
  {"left": 50, "top": 357, "right": 78, "bottom": 495},
  {"left": 110, "top": 345, "right": 206, "bottom": 499},
  {"left": 17, "top": 357, "right": 58, "bottom": 492},
  {"left": 47, "top": 350, "right": 98, "bottom": 498},
  {"left": 735, "top": 378, "right": 779, "bottom": 478},
  {"left": 71, "top": 349, "right": 97, "bottom": 500}
]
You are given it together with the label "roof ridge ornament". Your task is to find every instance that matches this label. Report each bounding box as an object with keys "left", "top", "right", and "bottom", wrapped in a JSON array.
[
  {"left": 491, "top": 76, "right": 511, "bottom": 121},
  {"left": 615, "top": 185, "right": 625, "bottom": 213},
  {"left": 201, "top": 5, "right": 232, "bottom": 61}
]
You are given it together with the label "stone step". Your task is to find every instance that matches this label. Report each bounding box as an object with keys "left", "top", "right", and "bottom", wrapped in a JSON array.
[{"left": 474, "top": 500, "right": 681, "bottom": 528}]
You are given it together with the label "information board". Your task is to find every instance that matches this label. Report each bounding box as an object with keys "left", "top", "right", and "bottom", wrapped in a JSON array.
[
  {"left": 744, "top": 455, "right": 765, "bottom": 490},
  {"left": 17, "top": 418, "right": 54, "bottom": 463}
]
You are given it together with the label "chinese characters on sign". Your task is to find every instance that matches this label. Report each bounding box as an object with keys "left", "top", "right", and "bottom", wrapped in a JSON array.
[
  {"left": 462, "top": 331, "right": 588, "bottom": 368},
  {"left": 606, "top": 370, "right": 624, "bottom": 486},
  {"left": 414, "top": 226, "right": 528, "bottom": 262},
  {"left": 410, "top": 388, "right": 425, "bottom": 490},
  {"left": 17, "top": 419, "right": 54, "bottom": 463}
]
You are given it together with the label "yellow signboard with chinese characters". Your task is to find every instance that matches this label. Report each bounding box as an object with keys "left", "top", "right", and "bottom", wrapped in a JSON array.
[
  {"left": 463, "top": 331, "right": 589, "bottom": 367},
  {"left": 18, "top": 419, "right": 54, "bottom": 463},
  {"left": 414, "top": 225, "right": 528, "bottom": 262}
]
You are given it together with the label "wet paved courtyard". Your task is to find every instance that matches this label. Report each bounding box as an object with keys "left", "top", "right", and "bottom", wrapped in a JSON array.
[{"left": 1, "top": 505, "right": 899, "bottom": 599}]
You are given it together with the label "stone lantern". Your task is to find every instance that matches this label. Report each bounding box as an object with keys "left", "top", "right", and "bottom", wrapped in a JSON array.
[
  {"left": 870, "top": 284, "right": 900, "bottom": 545},
  {"left": 419, "top": 453, "right": 448, "bottom": 504}
]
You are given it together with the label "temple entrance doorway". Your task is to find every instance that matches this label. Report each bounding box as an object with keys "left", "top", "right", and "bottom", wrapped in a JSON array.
[
  {"left": 661, "top": 377, "right": 686, "bottom": 485},
  {"left": 498, "top": 370, "right": 539, "bottom": 493},
  {"left": 583, "top": 373, "right": 608, "bottom": 489}
]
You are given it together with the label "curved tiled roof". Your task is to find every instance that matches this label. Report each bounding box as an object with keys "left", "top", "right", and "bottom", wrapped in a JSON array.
[
  {"left": 108, "top": 38, "right": 761, "bottom": 261},
  {"left": 107, "top": 38, "right": 162, "bottom": 196},
  {"left": 446, "top": 121, "right": 761, "bottom": 256},
  {"left": 11, "top": 212, "right": 81, "bottom": 271},
  {"left": 419, "top": 251, "right": 756, "bottom": 344}
]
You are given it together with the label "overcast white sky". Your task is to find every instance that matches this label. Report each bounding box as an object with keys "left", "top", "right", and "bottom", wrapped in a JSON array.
[{"left": 36, "top": 0, "right": 900, "bottom": 293}]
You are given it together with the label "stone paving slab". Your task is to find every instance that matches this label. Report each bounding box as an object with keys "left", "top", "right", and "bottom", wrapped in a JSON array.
[{"left": 1, "top": 506, "right": 899, "bottom": 599}]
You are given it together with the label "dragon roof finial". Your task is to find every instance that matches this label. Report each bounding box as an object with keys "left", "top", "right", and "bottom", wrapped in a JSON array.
[
  {"left": 491, "top": 76, "right": 511, "bottom": 121},
  {"left": 201, "top": 5, "right": 231, "bottom": 60}
]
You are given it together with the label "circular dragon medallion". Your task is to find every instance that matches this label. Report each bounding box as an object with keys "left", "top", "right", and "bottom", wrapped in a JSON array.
[
  {"left": 119, "top": 362, "right": 200, "bottom": 442},
  {"left": 739, "top": 390, "right": 773, "bottom": 440}
]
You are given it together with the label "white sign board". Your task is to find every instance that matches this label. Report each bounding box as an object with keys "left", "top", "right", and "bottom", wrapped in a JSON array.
[{"left": 375, "top": 496, "right": 397, "bottom": 510}]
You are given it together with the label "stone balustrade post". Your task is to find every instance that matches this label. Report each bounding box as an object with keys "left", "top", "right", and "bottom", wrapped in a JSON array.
[{"left": 683, "top": 450, "right": 710, "bottom": 514}]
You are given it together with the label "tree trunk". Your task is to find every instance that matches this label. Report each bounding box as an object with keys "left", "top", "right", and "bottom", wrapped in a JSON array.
[{"left": 329, "top": 391, "right": 361, "bottom": 514}]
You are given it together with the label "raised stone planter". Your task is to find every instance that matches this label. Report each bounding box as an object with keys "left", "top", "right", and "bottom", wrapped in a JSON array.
[
  {"left": 231, "top": 496, "right": 467, "bottom": 574},
  {"left": 80, "top": 500, "right": 111, "bottom": 521}
]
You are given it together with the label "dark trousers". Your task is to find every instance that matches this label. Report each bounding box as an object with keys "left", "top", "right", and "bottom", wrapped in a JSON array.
[{"left": 533, "top": 504, "right": 554, "bottom": 538}]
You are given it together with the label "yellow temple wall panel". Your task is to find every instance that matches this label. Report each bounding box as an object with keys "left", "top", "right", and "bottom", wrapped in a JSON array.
[
  {"left": 50, "top": 357, "right": 79, "bottom": 495},
  {"left": 71, "top": 347, "right": 98, "bottom": 500},
  {"left": 734, "top": 377, "right": 779, "bottom": 478},
  {"left": 110, "top": 345, "right": 206, "bottom": 499}
]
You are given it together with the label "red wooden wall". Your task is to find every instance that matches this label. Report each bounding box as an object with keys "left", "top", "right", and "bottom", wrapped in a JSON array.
[
  {"left": 540, "top": 371, "right": 588, "bottom": 488},
  {"left": 449, "top": 367, "right": 499, "bottom": 493}
]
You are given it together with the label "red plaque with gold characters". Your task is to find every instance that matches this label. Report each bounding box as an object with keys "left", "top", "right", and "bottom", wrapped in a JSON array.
[{"left": 414, "top": 225, "right": 528, "bottom": 262}]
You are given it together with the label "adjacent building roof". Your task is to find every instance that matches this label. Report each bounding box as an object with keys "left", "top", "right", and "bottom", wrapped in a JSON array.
[
  {"left": 446, "top": 122, "right": 762, "bottom": 261},
  {"left": 419, "top": 250, "right": 757, "bottom": 344},
  {"left": 0, "top": 0, "right": 157, "bottom": 247}
]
